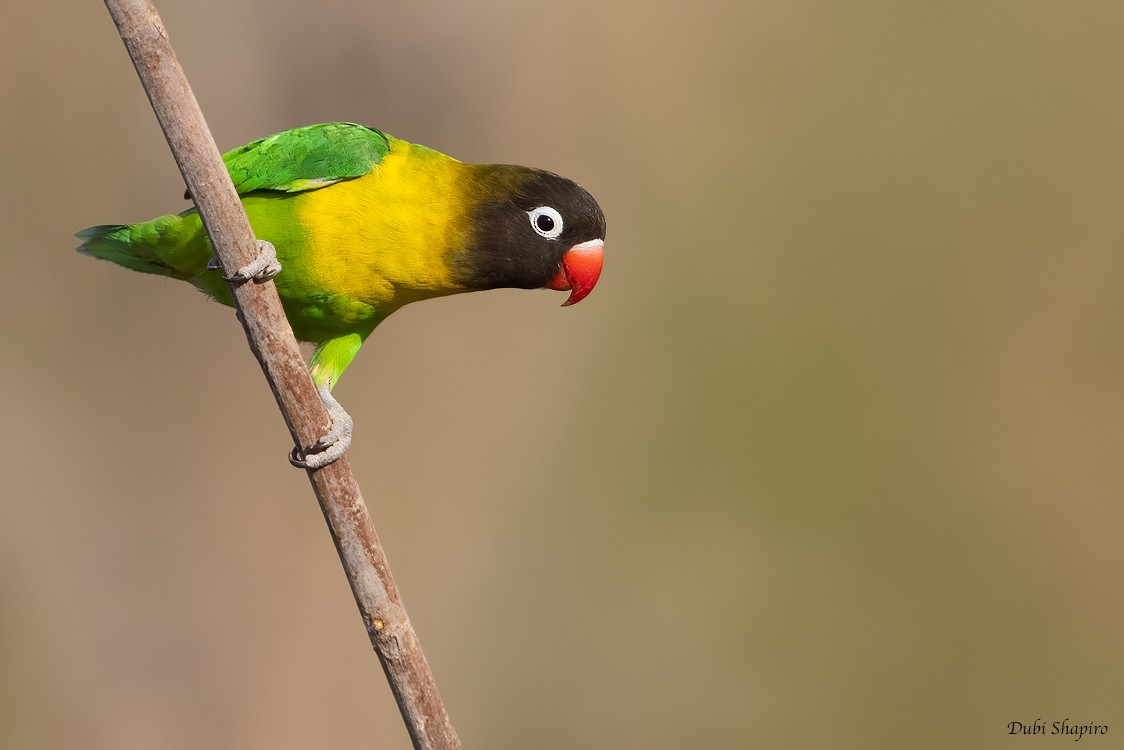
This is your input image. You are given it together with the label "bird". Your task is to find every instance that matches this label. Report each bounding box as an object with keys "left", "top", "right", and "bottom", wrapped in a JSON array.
[{"left": 77, "top": 122, "right": 606, "bottom": 468}]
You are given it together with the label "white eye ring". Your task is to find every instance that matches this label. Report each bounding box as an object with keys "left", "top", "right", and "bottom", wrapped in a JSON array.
[{"left": 528, "top": 206, "right": 564, "bottom": 240}]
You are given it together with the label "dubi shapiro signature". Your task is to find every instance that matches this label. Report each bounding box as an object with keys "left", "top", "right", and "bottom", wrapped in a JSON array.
[{"left": 1008, "top": 719, "right": 1108, "bottom": 741}]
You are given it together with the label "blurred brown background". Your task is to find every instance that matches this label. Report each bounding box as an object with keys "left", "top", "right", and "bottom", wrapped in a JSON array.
[{"left": 3, "top": 1, "right": 1123, "bottom": 748}]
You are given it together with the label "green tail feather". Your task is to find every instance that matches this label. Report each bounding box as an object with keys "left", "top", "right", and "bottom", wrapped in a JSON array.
[
  {"left": 76, "top": 224, "right": 176, "bottom": 276},
  {"left": 75, "top": 212, "right": 208, "bottom": 280}
]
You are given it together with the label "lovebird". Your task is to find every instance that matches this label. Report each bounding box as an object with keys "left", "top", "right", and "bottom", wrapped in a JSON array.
[{"left": 77, "top": 122, "right": 605, "bottom": 467}]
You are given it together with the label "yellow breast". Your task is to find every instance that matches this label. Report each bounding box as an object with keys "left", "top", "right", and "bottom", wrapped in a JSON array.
[{"left": 293, "top": 139, "right": 471, "bottom": 310}]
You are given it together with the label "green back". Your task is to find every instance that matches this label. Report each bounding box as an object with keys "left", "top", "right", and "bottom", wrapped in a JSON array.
[{"left": 221, "top": 122, "right": 391, "bottom": 194}]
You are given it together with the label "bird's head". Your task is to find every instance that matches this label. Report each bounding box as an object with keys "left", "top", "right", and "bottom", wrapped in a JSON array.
[{"left": 455, "top": 165, "right": 605, "bottom": 306}]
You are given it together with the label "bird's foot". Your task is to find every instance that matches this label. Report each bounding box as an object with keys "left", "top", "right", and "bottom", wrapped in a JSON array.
[
  {"left": 289, "top": 384, "right": 353, "bottom": 469},
  {"left": 208, "top": 239, "right": 282, "bottom": 283}
]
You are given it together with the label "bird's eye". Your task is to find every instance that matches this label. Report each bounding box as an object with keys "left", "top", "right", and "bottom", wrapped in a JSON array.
[{"left": 528, "top": 206, "right": 564, "bottom": 240}]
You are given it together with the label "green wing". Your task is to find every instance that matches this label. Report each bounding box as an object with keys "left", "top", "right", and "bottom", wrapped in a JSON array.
[{"left": 221, "top": 122, "right": 391, "bottom": 195}]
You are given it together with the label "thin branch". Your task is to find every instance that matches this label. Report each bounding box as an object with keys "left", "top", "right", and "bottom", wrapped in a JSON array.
[{"left": 100, "top": 1, "right": 461, "bottom": 747}]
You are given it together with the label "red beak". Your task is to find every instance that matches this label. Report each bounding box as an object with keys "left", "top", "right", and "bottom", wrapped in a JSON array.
[{"left": 546, "top": 239, "right": 604, "bottom": 306}]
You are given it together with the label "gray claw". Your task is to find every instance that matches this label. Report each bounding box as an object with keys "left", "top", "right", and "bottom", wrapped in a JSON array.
[
  {"left": 289, "top": 384, "right": 353, "bottom": 469},
  {"left": 209, "top": 240, "right": 282, "bottom": 283}
]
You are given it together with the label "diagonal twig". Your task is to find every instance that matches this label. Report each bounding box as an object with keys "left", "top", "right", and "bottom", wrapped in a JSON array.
[{"left": 101, "top": 1, "right": 462, "bottom": 747}]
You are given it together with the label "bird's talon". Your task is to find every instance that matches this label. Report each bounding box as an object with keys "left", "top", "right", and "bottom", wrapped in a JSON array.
[
  {"left": 209, "top": 240, "right": 282, "bottom": 283},
  {"left": 288, "top": 384, "right": 353, "bottom": 469},
  {"left": 289, "top": 445, "right": 326, "bottom": 469},
  {"left": 289, "top": 446, "right": 309, "bottom": 468},
  {"left": 289, "top": 438, "right": 349, "bottom": 470},
  {"left": 288, "top": 446, "right": 331, "bottom": 470}
]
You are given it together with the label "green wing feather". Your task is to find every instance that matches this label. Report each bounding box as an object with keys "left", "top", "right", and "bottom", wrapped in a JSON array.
[{"left": 221, "top": 122, "right": 391, "bottom": 194}]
